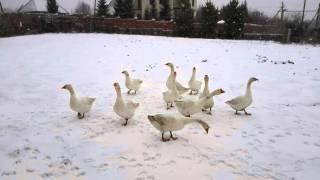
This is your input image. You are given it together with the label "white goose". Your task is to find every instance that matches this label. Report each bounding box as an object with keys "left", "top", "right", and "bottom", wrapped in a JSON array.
[
  {"left": 113, "top": 82, "right": 139, "bottom": 126},
  {"left": 147, "top": 114, "right": 210, "bottom": 142},
  {"left": 121, "top": 70, "right": 143, "bottom": 94},
  {"left": 188, "top": 67, "right": 202, "bottom": 95},
  {"left": 165, "top": 62, "right": 189, "bottom": 94},
  {"left": 174, "top": 88, "right": 225, "bottom": 117},
  {"left": 199, "top": 75, "right": 225, "bottom": 114},
  {"left": 163, "top": 71, "right": 179, "bottom": 110},
  {"left": 226, "top": 77, "right": 258, "bottom": 115},
  {"left": 62, "top": 84, "right": 95, "bottom": 119}
]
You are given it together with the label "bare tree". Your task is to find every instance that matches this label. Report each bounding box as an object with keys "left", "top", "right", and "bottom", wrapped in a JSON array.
[
  {"left": 74, "top": 1, "right": 92, "bottom": 15},
  {"left": 247, "top": 9, "right": 269, "bottom": 24}
]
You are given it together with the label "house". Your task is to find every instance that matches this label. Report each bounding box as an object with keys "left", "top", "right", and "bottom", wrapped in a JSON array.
[{"left": 109, "top": 0, "right": 197, "bottom": 19}]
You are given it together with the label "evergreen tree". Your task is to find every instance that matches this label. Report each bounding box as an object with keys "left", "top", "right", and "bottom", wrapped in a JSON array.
[
  {"left": 122, "top": 0, "right": 134, "bottom": 18},
  {"left": 160, "top": 0, "right": 171, "bottom": 20},
  {"left": 174, "top": 0, "right": 194, "bottom": 37},
  {"left": 114, "top": 0, "right": 134, "bottom": 18},
  {"left": 221, "top": 0, "right": 245, "bottom": 39},
  {"left": 239, "top": 0, "right": 249, "bottom": 22},
  {"left": 150, "top": 0, "right": 157, "bottom": 20},
  {"left": 97, "top": 0, "right": 109, "bottom": 17},
  {"left": 47, "top": 0, "right": 58, "bottom": 13},
  {"left": 200, "top": 1, "right": 218, "bottom": 38},
  {"left": 114, "top": 0, "right": 123, "bottom": 17},
  {"left": 144, "top": 6, "right": 151, "bottom": 20}
]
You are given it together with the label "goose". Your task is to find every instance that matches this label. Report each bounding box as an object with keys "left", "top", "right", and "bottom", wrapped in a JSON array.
[
  {"left": 225, "top": 77, "right": 259, "bottom": 115},
  {"left": 147, "top": 114, "right": 210, "bottom": 142},
  {"left": 188, "top": 67, "right": 202, "bottom": 95},
  {"left": 199, "top": 75, "right": 224, "bottom": 114},
  {"left": 113, "top": 82, "right": 139, "bottom": 126},
  {"left": 163, "top": 71, "right": 179, "bottom": 110},
  {"left": 121, "top": 70, "right": 143, "bottom": 94},
  {"left": 61, "top": 84, "right": 95, "bottom": 119},
  {"left": 174, "top": 88, "right": 225, "bottom": 117},
  {"left": 165, "top": 62, "right": 189, "bottom": 94}
]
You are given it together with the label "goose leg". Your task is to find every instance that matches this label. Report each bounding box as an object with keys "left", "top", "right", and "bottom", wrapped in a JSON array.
[
  {"left": 122, "top": 119, "right": 128, "bottom": 126},
  {"left": 170, "top": 131, "right": 178, "bottom": 140},
  {"left": 170, "top": 103, "right": 174, "bottom": 107},
  {"left": 208, "top": 107, "right": 212, "bottom": 115},
  {"left": 134, "top": 90, "right": 137, "bottom": 94},
  {"left": 166, "top": 103, "right": 170, "bottom": 110},
  {"left": 162, "top": 132, "right": 170, "bottom": 142},
  {"left": 127, "top": 90, "right": 131, "bottom": 94},
  {"left": 244, "top": 109, "right": 252, "bottom": 116},
  {"left": 235, "top": 111, "right": 240, "bottom": 115}
]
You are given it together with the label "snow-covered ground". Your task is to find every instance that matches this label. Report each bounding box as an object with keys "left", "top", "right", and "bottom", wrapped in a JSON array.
[{"left": 0, "top": 34, "right": 319, "bottom": 180}]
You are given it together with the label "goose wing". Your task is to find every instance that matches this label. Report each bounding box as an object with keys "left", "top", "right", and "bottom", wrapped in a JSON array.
[
  {"left": 79, "top": 97, "right": 96, "bottom": 105},
  {"left": 226, "top": 96, "right": 244, "bottom": 106},
  {"left": 126, "top": 100, "right": 139, "bottom": 109},
  {"left": 132, "top": 78, "right": 143, "bottom": 84},
  {"left": 176, "top": 81, "right": 189, "bottom": 93},
  {"left": 149, "top": 114, "right": 166, "bottom": 126}
]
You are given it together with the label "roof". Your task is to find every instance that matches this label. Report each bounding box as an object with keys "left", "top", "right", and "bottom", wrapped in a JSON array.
[{"left": 17, "top": 0, "right": 69, "bottom": 13}]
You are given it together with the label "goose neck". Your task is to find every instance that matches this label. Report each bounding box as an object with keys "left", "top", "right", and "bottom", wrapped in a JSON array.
[
  {"left": 245, "top": 81, "right": 253, "bottom": 98},
  {"left": 182, "top": 118, "right": 207, "bottom": 128},
  {"left": 68, "top": 87, "right": 76, "bottom": 96},
  {"left": 191, "top": 71, "right": 196, "bottom": 80}
]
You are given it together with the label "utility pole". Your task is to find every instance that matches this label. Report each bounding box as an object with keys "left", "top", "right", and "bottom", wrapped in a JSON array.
[
  {"left": 0, "top": 1, "right": 3, "bottom": 13},
  {"left": 316, "top": 3, "right": 320, "bottom": 28},
  {"left": 301, "top": 0, "right": 307, "bottom": 24},
  {"left": 94, "top": 0, "right": 97, "bottom": 16},
  {"left": 280, "top": 1, "right": 285, "bottom": 22}
]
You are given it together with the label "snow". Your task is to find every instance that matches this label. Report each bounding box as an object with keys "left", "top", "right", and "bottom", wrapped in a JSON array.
[
  {"left": 217, "top": 20, "right": 225, "bottom": 24},
  {"left": 0, "top": 33, "right": 320, "bottom": 180}
]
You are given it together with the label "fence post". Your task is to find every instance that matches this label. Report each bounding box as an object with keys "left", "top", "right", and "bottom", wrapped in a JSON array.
[{"left": 286, "top": 28, "right": 291, "bottom": 43}]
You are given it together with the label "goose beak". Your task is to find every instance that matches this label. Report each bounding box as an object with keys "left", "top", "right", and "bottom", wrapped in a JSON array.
[
  {"left": 221, "top": 89, "right": 225, "bottom": 93},
  {"left": 61, "top": 86, "right": 66, "bottom": 89},
  {"left": 121, "top": 71, "right": 125, "bottom": 74},
  {"left": 205, "top": 128, "right": 209, "bottom": 134},
  {"left": 164, "top": 63, "right": 169, "bottom": 66}
]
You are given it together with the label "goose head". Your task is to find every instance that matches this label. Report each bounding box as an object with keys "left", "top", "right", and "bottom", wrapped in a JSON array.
[
  {"left": 113, "top": 82, "right": 121, "bottom": 92},
  {"left": 61, "top": 84, "right": 75, "bottom": 94},
  {"left": 248, "top": 77, "right": 259, "bottom": 84},
  {"left": 147, "top": 115, "right": 154, "bottom": 122},
  {"left": 204, "top": 75, "right": 209, "bottom": 82},
  {"left": 164, "top": 62, "right": 174, "bottom": 69},
  {"left": 212, "top": 88, "right": 225, "bottom": 96},
  {"left": 192, "top": 67, "right": 197, "bottom": 72},
  {"left": 121, "top": 70, "right": 129, "bottom": 77},
  {"left": 173, "top": 71, "right": 177, "bottom": 78}
]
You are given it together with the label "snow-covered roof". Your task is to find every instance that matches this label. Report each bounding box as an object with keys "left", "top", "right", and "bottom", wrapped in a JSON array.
[{"left": 18, "top": 0, "right": 38, "bottom": 13}]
